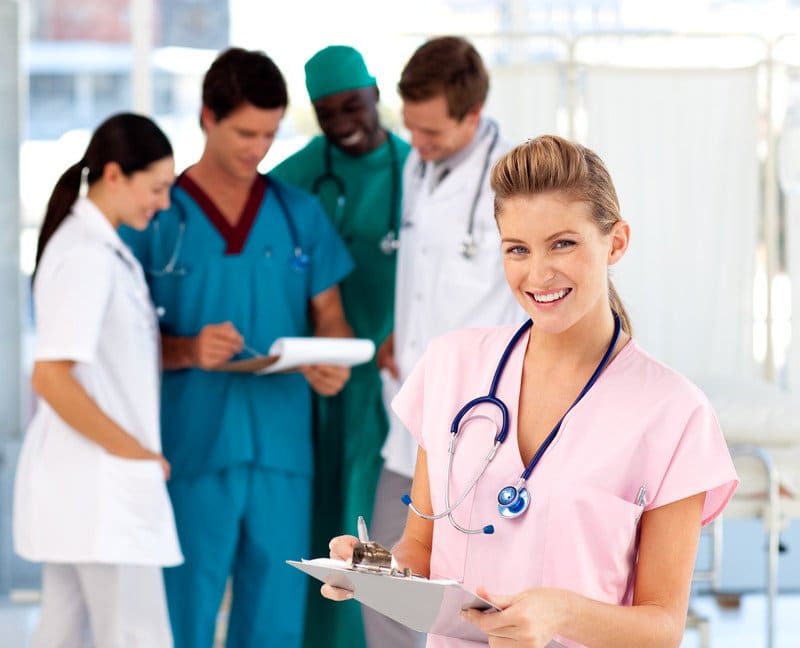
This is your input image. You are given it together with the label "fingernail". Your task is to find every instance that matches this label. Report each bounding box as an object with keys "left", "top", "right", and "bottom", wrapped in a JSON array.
[{"left": 345, "top": 592, "right": 354, "bottom": 600}]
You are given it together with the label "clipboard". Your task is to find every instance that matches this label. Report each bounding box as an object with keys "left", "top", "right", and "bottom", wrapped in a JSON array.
[
  {"left": 287, "top": 558, "right": 497, "bottom": 642},
  {"left": 216, "top": 337, "right": 375, "bottom": 374},
  {"left": 215, "top": 355, "right": 279, "bottom": 373}
]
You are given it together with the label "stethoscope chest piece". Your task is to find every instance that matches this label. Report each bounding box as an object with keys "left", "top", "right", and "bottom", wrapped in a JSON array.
[
  {"left": 460, "top": 234, "right": 478, "bottom": 260},
  {"left": 497, "top": 485, "right": 530, "bottom": 518},
  {"left": 402, "top": 313, "right": 622, "bottom": 536},
  {"left": 379, "top": 230, "right": 400, "bottom": 255},
  {"left": 290, "top": 248, "right": 310, "bottom": 273}
]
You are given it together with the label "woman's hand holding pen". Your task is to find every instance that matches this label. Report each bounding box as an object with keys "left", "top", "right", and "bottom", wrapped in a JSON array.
[
  {"left": 192, "top": 321, "right": 243, "bottom": 369},
  {"left": 320, "top": 535, "right": 360, "bottom": 600},
  {"left": 462, "top": 587, "right": 571, "bottom": 647}
]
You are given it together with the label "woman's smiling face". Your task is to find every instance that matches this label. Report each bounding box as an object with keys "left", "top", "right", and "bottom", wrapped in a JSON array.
[{"left": 497, "top": 191, "right": 628, "bottom": 335}]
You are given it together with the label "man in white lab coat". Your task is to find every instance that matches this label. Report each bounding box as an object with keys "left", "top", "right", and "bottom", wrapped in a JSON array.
[{"left": 368, "top": 35, "right": 525, "bottom": 648}]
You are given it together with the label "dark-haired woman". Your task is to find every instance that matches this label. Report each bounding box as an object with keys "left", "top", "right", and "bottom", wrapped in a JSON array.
[{"left": 13, "top": 112, "right": 181, "bottom": 647}]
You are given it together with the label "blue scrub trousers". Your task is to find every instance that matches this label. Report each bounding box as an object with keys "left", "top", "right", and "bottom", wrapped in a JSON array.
[{"left": 165, "top": 465, "right": 311, "bottom": 648}]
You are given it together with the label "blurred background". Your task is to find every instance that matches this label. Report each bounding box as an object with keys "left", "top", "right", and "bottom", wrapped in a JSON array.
[{"left": 3, "top": 1, "right": 800, "bottom": 646}]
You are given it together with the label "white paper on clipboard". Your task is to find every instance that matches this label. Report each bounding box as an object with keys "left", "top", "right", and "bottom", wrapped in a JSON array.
[
  {"left": 216, "top": 337, "right": 375, "bottom": 374},
  {"left": 260, "top": 337, "right": 374, "bottom": 374}
]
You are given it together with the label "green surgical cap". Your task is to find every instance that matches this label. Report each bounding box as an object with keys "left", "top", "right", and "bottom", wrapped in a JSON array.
[{"left": 304, "top": 45, "right": 376, "bottom": 101}]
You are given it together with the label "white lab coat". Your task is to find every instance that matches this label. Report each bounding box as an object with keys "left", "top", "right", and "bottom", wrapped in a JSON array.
[
  {"left": 381, "top": 120, "right": 526, "bottom": 477},
  {"left": 13, "top": 197, "right": 182, "bottom": 566}
]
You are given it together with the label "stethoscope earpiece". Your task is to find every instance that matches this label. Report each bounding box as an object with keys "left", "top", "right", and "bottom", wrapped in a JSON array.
[{"left": 401, "top": 492, "right": 496, "bottom": 535}]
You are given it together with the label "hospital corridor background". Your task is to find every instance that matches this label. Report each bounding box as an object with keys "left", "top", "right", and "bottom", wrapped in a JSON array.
[{"left": 2, "top": 1, "right": 800, "bottom": 646}]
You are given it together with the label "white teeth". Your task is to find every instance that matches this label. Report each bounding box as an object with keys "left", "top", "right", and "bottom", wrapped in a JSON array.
[
  {"left": 340, "top": 132, "right": 363, "bottom": 146},
  {"left": 533, "top": 289, "right": 569, "bottom": 303}
]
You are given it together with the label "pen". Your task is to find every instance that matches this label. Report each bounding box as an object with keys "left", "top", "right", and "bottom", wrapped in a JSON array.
[
  {"left": 357, "top": 515, "right": 370, "bottom": 543},
  {"left": 241, "top": 342, "right": 264, "bottom": 358}
]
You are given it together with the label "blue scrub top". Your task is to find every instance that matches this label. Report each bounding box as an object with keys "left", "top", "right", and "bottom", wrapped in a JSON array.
[{"left": 122, "top": 175, "right": 354, "bottom": 478}]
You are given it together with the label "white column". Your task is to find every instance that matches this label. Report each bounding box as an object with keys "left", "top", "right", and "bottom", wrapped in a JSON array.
[
  {"left": 0, "top": 0, "right": 21, "bottom": 596},
  {"left": 0, "top": 0, "right": 21, "bottom": 441},
  {"left": 131, "top": 0, "right": 154, "bottom": 114}
]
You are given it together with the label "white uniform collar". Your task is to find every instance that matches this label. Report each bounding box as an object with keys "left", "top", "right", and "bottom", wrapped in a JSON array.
[
  {"left": 72, "top": 196, "right": 135, "bottom": 265},
  {"left": 431, "top": 118, "right": 493, "bottom": 176}
]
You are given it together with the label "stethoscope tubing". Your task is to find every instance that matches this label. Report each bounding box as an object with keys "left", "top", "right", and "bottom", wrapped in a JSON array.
[
  {"left": 404, "top": 312, "right": 622, "bottom": 534},
  {"left": 408, "top": 120, "right": 500, "bottom": 260},
  {"left": 462, "top": 121, "right": 500, "bottom": 259},
  {"left": 312, "top": 132, "right": 401, "bottom": 254},
  {"left": 404, "top": 440, "right": 498, "bottom": 534},
  {"left": 147, "top": 175, "right": 306, "bottom": 277},
  {"left": 449, "top": 315, "right": 532, "bottom": 443},
  {"left": 519, "top": 315, "right": 621, "bottom": 481}
]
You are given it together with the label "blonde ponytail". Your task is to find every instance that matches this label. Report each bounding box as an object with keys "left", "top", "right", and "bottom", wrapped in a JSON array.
[{"left": 608, "top": 280, "right": 632, "bottom": 336}]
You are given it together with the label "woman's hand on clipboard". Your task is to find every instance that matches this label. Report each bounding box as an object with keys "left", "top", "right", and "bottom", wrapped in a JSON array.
[
  {"left": 461, "top": 586, "right": 569, "bottom": 647},
  {"left": 320, "top": 535, "right": 360, "bottom": 600}
]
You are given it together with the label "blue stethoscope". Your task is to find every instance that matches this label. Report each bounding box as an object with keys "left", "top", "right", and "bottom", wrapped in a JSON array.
[
  {"left": 403, "top": 312, "right": 622, "bottom": 535},
  {"left": 147, "top": 174, "right": 308, "bottom": 277},
  {"left": 311, "top": 131, "right": 401, "bottom": 255}
]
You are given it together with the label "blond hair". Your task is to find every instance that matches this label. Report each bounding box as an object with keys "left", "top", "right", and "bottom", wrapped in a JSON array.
[{"left": 491, "top": 135, "right": 632, "bottom": 335}]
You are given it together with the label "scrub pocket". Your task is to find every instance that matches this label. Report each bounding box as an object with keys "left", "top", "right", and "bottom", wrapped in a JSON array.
[
  {"left": 97, "top": 454, "right": 183, "bottom": 566},
  {"left": 542, "top": 488, "right": 641, "bottom": 604},
  {"left": 101, "top": 455, "right": 168, "bottom": 529}
]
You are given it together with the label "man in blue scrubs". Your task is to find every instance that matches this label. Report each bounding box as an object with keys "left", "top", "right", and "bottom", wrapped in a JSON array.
[{"left": 122, "top": 47, "right": 354, "bottom": 648}]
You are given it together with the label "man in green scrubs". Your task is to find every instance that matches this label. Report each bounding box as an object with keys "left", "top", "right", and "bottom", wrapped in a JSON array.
[{"left": 271, "top": 45, "right": 410, "bottom": 648}]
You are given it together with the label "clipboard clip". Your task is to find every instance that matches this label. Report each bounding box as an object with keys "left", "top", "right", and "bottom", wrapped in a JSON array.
[
  {"left": 350, "top": 515, "right": 413, "bottom": 578},
  {"left": 350, "top": 541, "right": 412, "bottom": 578}
]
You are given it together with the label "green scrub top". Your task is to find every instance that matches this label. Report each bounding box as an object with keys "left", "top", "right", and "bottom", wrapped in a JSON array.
[
  {"left": 273, "top": 133, "right": 409, "bottom": 344},
  {"left": 272, "top": 133, "right": 411, "bottom": 648}
]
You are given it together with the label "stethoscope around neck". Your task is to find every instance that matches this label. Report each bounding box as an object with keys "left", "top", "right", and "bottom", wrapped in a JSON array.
[
  {"left": 403, "top": 312, "right": 622, "bottom": 535},
  {"left": 460, "top": 120, "right": 499, "bottom": 259},
  {"left": 311, "top": 131, "right": 401, "bottom": 255},
  {"left": 146, "top": 175, "right": 309, "bottom": 278},
  {"left": 412, "top": 120, "right": 499, "bottom": 260}
]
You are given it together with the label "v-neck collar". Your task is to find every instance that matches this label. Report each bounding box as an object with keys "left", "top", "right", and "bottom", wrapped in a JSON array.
[
  {"left": 177, "top": 171, "right": 267, "bottom": 254},
  {"left": 73, "top": 197, "right": 137, "bottom": 266},
  {"left": 503, "top": 326, "right": 636, "bottom": 473}
]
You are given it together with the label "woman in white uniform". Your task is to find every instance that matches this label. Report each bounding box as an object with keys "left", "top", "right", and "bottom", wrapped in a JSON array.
[{"left": 13, "top": 112, "right": 183, "bottom": 648}]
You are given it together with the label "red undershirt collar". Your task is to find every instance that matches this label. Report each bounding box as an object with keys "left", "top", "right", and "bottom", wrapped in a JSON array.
[{"left": 177, "top": 172, "right": 267, "bottom": 255}]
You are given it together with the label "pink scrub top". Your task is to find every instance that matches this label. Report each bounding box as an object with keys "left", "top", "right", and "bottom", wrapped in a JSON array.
[{"left": 392, "top": 326, "right": 739, "bottom": 648}]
